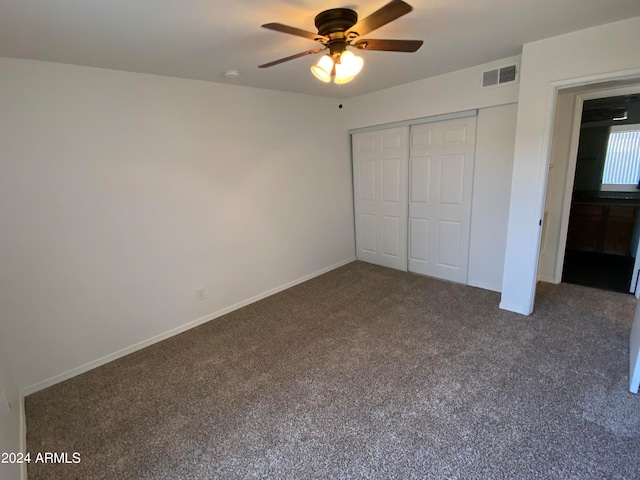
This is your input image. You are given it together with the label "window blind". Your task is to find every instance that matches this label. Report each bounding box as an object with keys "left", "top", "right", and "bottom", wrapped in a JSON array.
[{"left": 602, "top": 128, "right": 640, "bottom": 185}]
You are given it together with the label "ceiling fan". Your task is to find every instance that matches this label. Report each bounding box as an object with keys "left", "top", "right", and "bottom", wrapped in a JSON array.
[{"left": 259, "top": 0, "right": 423, "bottom": 84}]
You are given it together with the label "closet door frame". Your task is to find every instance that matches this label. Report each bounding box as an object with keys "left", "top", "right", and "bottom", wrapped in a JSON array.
[{"left": 351, "top": 109, "right": 477, "bottom": 282}]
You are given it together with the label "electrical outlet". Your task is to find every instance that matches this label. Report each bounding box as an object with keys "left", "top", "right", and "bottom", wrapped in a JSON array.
[
  {"left": 196, "top": 287, "right": 205, "bottom": 301},
  {"left": 1, "top": 389, "right": 11, "bottom": 413}
]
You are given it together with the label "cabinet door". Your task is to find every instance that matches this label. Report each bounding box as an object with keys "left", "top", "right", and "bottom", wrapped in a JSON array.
[
  {"left": 565, "top": 205, "right": 605, "bottom": 252},
  {"left": 603, "top": 207, "right": 635, "bottom": 256}
]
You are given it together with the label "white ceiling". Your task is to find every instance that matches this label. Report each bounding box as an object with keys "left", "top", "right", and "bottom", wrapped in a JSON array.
[{"left": 1, "top": 0, "right": 640, "bottom": 98}]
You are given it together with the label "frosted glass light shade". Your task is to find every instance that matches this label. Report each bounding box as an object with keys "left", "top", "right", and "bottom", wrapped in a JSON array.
[
  {"left": 310, "top": 55, "right": 334, "bottom": 83},
  {"left": 334, "top": 50, "right": 364, "bottom": 84}
]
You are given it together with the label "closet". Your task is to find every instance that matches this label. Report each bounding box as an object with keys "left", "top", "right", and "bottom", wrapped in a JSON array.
[{"left": 352, "top": 113, "right": 477, "bottom": 285}]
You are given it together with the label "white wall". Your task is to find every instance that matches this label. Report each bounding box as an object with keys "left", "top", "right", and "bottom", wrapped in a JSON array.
[
  {"left": 0, "top": 343, "right": 21, "bottom": 480},
  {"left": 344, "top": 56, "right": 520, "bottom": 130},
  {"left": 468, "top": 103, "right": 518, "bottom": 292},
  {"left": 501, "top": 16, "right": 640, "bottom": 314},
  {"left": 0, "top": 58, "right": 355, "bottom": 392}
]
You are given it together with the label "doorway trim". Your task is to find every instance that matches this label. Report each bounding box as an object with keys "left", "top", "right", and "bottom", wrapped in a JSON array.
[{"left": 551, "top": 83, "right": 640, "bottom": 283}]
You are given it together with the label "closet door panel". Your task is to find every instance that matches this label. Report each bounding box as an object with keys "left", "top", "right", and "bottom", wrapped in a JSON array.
[
  {"left": 408, "top": 116, "right": 476, "bottom": 283},
  {"left": 352, "top": 127, "right": 409, "bottom": 271}
]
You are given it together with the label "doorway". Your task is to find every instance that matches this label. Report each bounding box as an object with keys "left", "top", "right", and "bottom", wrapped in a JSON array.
[
  {"left": 538, "top": 82, "right": 640, "bottom": 294},
  {"left": 562, "top": 93, "right": 640, "bottom": 292}
]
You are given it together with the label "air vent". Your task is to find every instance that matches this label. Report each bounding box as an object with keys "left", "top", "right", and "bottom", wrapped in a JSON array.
[
  {"left": 482, "top": 64, "right": 518, "bottom": 88},
  {"left": 483, "top": 69, "right": 499, "bottom": 87},
  {"left": 499, "top": 65, "right": 517, "bottom": 83}
]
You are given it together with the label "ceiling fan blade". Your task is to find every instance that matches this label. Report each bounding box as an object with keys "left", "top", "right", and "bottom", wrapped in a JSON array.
[
  {"left": 261, "top": 23, "right": 326, "bottom": 42},
  {"left": 347, "top": 0, "right": 413, "bottom": 38},
  {"left": 258, "top": 47, "right": 326, "bottom": 68},
  {"left": 353, "top": 38, "right": 423, "bottom": 52}
]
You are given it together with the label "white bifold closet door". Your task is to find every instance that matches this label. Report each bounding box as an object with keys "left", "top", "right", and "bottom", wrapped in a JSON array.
[
  {"left": 352, "top": 127, "right": 409, "bottom": 271},
  {"left": 408, "top": 116, "right": 476, "bottom": 283}
]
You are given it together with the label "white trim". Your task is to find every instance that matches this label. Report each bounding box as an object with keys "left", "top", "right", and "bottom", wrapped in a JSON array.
[
  {"left": 20, "top": 257, "right": 356, "bottom": 396},
  {"left": 467, "top": 280, "right": 501, "bottom": 293},
  {"left": 348, "top": 109, "right": 478, "bottom": 135},
  {"left": 466, "top": 116, "right": 481, "bottom": 286},
  {"left": 516, "top": 84, "right": 560, "bottom": 316},
  {"left": 550, "top": 68, "right": 640, "bottom": 90},
  {"left": 499, "top": 301, "right": 531, "bottom": 315},
  {"left": 537, "top": 274, "right": 558, "bottom": 284},
  {"left": 19, "top": 394, "right": 26, "bottom": 480},
  {"left": 631, "top": 251, "right": 640, "bottom": 295}
]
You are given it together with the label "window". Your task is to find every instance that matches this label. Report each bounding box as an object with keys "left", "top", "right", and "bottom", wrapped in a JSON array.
[{"left": 601, "top": 124, "right": 640, "bottom": 191}]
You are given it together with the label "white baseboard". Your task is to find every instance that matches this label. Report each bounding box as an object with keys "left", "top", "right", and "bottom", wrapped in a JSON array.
[
  {"left": 537, "top": 275, "right": 560, "bottom": 284},
  {"left": 19, "top": 393, "right": 27, "bottom": 480},
  {"left": 21, "top": 257, "right": 356, "bottom": 397},
  {"left": 467, "top": 280, "right": 501, "bottom": 293},
  {"left": 499, "top": 301, "right": 531, "bottom": 316}
]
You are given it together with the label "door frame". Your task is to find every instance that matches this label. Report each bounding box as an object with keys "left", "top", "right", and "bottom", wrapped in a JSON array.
[
  {"left": 550, "top": 84, "right": 640, "bottom": 283},
  {"left": 348, "top": 110, "right": 477, "bottom": 136}
]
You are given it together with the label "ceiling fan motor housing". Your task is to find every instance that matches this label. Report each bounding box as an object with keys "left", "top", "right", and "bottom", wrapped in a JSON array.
[
  {"left": 259, "top": 0, "right": 423, "bottom": 69},
  {"left": 314, "top": 9, "right": 358, "bottom": 36}
]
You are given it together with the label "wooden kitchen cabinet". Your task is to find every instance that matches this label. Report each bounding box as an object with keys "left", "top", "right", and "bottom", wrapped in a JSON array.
[
  {"left": 603, "top": 207, "right": 636, "bottom": 255},
  {"left": 566, "top": 204, "right": 636, "bottom": 256},
  {"left": 566, "top": 205, "right": 605, "bottom": 252}
]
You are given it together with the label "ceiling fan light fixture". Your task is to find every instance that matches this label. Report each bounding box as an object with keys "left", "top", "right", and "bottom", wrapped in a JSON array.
[
  {"left": 261, "top": 0, "right": 423, "bottom": 85},
  {"left": 334, "top": 65, "right": 355, "bottom": 84},
  {"left": 334, "top": 50, "right": 364, "bottom": 84},
  {"left": 311, "top": 55, "right": 334, "bottom": 83}
]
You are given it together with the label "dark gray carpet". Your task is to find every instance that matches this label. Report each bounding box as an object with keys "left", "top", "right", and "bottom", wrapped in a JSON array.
[{"left": 26, "top": 261, "right": 640, "bottom": 479}]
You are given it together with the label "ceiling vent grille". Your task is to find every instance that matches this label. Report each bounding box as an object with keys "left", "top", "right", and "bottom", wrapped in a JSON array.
[{"left": 482, "top": 64, "right": 518, "bottom": 88}]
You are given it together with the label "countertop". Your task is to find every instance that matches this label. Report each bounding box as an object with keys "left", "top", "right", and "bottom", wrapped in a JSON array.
[{"left": 572, "top": 190, "right": 640, "bottom": 207}]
